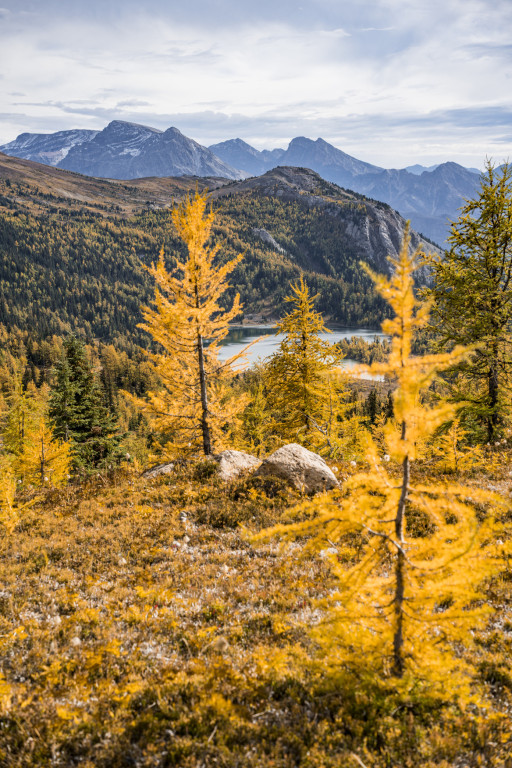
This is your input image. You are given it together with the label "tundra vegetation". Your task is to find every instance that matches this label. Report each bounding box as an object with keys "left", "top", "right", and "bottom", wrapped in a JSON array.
[{"left": 0, "top": 176, "right": 512, "bottom": 767}]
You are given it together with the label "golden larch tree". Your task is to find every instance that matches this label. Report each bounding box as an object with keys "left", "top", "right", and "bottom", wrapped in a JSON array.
[
  {"left": 2, "top": 381, "right": 71, "bottom": 487},
  {"left": 253, "top": 226, "right": 505, "bottom": 694},
  {"left": 138, "top": 191, "right": 245, "bottom": 457},
  {"left": 16, "top": 385, "right": 72, "bottom": 487},
  {"left": 263, "top": 277, "right": 345, "bottom": 452}
]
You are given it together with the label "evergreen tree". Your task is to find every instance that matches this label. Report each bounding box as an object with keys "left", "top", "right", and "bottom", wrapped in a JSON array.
[
  {"left": 364, "top": 387, "right": 380, "bottom": 425},
  {"left": 427, "top": 161, "right": 512, "bottom": 441},
  {"left": 50, "top": 336, "right": 121, "bottom": 470},
  {"left": 263, "top": 277, "right": 345, "bottom": 451},
  {"left": 137, "top": 191, "right": 246, "bottom": 457}
]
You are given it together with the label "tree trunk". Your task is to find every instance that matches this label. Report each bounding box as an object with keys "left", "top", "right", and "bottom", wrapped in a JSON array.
[
  {"left": 393, "top": 420, "right": 409, "bottom": 677},
  {"left": 40, "top": 433, "right": 45, "bottom": 484},
  {"left": 197, "top": 332, "right": 212, "bottom": 455},
  {"left": 487, "top": 357, "right": 499, "bottom": 442}
]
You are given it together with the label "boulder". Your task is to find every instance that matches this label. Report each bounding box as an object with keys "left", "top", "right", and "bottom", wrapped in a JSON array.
[
  {"left": 142, "top": 462, "right": 174, "bottom": 479},
  {"left": 214, "top": 450, "right": 261, "bottom": 481},
  {"left": 254, "top": 443, "right": 338, "bottom": 493}
]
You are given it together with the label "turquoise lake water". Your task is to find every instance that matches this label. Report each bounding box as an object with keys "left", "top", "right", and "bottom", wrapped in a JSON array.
[{"left": 218, "top": 326, "right": 386, "bottom": 375}]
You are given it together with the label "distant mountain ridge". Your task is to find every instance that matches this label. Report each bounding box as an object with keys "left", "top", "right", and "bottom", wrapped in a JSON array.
[
  {"left": 1, "top": 121, "right": 484, "bottom": 244},
  {"left": 1, "top": 121, "right": 244, "bottom": 181},
  {"left": 210, "top": 136, "right": 482, "bottom": 245},
  {"left": 1, "top": 128, "right": 99, "bottom": 166}
]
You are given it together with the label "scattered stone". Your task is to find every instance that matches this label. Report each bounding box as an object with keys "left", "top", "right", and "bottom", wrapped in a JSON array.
[
  {"left": 179, "top": 511, "right": 188, "bottom": 523},
  {"left": 142, "top": 463, "right": 175, "bottom": 479},
  {"left": 213, "top": 450, "right": 261, "bottom": 481},
  {"left": 254, "top": 443, "right": 338, "bottom": 494},
  {"left": 70, "top": 636, "right": 82, "bottom": 647}
]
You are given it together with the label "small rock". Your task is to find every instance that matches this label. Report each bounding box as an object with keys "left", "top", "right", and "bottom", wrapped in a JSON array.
[
  {"left": 142, "top": 463, "right": 175, "bottom": 479},
  {"left": 70, "top": 636, "right": 82, "bottom": 647},
  {"left": 179, "top": 511, "right": 188, "bottom": 523}
]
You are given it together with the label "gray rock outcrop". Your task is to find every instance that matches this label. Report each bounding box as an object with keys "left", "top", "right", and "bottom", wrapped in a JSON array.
[
  {"left": 214, "top": 450, "right": 261, "bottom": 481},
  {"left": 142, "top": 462, "right": 174, "bottom": 479},
  {"left": 254, "top": 443, "right": 338, "bottom": 493}
]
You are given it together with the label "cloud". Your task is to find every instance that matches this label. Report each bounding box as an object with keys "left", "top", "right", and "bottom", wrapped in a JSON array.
[
  {"left": 0, "top": 0, "right": 511, "bottom": 168},
  {"left": 116, "top": 99, "right": 151, "bottom": 108}
]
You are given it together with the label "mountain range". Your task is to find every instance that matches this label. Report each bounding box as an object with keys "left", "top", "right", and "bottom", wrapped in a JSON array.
[{"left": 1, "top": 120, "right": 483, "bottom": 245}]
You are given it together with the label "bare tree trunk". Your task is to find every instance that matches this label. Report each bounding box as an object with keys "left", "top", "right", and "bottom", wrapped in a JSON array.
[
  {"left": 197, "top": 332, "right": 212, "bottom": 455},
  {"left": 392, "top": 420, "right": 409, "bottom": 677},
  {"left": 40, "top": 433, "right": 45, "bottom": 484},
  {"left": 487, "top": 357, "right": 499, "bottom": 442}
]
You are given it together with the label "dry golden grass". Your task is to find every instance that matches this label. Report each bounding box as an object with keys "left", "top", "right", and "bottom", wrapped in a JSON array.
[{"left": 0, "top": 459, "right": 511, "bottom": 767}]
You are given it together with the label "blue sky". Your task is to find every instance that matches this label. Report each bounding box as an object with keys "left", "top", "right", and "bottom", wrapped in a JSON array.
[{"left": 1, "top": 0, "right": 511, "bottom": 168}]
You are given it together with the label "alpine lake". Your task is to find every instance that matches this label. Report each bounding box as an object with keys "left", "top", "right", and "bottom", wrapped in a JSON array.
[{"left": 218, "top": 325, "right": 387, "bottom": 378}]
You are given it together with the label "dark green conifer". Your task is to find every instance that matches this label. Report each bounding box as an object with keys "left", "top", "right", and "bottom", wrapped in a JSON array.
[{"left": 49, "top": 336, "right": 122, "bottom": 470}]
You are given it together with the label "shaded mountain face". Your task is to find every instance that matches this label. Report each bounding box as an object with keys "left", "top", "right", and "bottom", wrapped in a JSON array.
[
  {"left": 0, "top": 155, "right": 438, "bottom": 345},
  {"left": 210, "top": 136, "right": 381, "bottom": 186},
  {"left": 208, "top": 138, "right": 282, "bottom": 177},
  {"left": 352, "top": 162, "right": 482, "bottom": 244},
  {"left": 1, "top": 121, "right": 244, "bottom": 181}
]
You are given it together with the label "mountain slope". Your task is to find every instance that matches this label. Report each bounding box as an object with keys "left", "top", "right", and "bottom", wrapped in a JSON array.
[
  {"left": 209, "top": 135, "right": 482, "bottom": 244},
  {"left": 0, "top": 155, "right": 437, "bottom": 345},
  {"left": 208, "top": 138, "right": 281, "bottom": 177}
]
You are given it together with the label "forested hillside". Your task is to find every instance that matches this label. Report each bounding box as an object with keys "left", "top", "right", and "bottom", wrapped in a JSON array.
[{"left": 0, "top": 154, "right": 436, "bottom": 347}]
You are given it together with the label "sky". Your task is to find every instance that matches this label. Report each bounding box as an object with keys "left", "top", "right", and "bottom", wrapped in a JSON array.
[{"left": 1, "top": 0, "right": 511, "bottom": 169}]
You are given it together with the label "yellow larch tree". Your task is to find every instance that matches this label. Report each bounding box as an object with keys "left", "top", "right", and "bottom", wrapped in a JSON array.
[
  {"left": 2, "top": 380, "right": 71, "bottom": 487},
  {"left": 263, "top": 277, "right": 346, "bottom": 452},
  {"left": 138, "top": 191, "right": 246, "bottom": 457},
  {"left": 253, "top": 226, "right": 505, "bottom": 694},
  {"left": 0, "top": 455, "right": 19, "bottom": 534},
  {"left": 16, "top": 384, "right": 72, "bottom": 487}
]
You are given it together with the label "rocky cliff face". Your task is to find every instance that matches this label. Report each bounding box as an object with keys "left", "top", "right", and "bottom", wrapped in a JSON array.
[{"left": 213, "top": 166, "right": 440, "bottom": 278}]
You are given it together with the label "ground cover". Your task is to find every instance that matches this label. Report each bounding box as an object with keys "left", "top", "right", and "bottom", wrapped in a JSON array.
[{"left": 1, "top": 458, "right": 511, "bottom": 767}]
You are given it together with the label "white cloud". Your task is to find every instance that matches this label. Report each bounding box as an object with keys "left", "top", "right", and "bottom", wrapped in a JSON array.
[{"left": 0, "top": 0, "right": 510, "bottom": 168}]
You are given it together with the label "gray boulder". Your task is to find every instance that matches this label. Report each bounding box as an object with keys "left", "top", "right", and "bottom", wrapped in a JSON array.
[
  {"left": 214, "top": 450, "right": 261, "bottom": 481},
  {"left": 142, "top": 462, "right": 174, "bottom": 479},
  {"left": 254, "top": 443, "right": 338, "bottom": 493}
]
